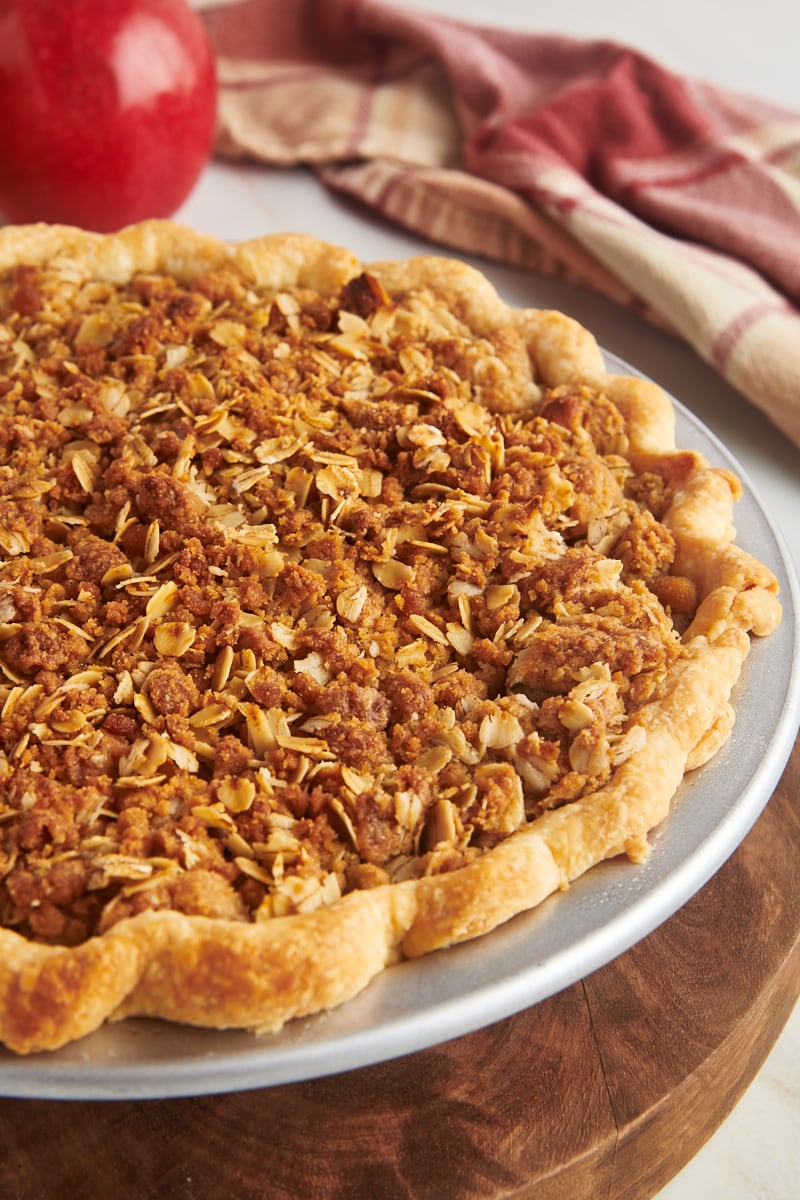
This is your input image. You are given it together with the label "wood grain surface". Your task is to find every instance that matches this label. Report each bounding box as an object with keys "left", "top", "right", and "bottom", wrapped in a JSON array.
[{"left": 0, "top": 734, "right": 797, "bottom": 1200}]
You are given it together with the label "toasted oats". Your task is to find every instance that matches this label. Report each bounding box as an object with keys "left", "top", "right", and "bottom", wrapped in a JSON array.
[
  {"left": 142, "top": 520, "right": 161, "bottom": 565},
  {"left": 395, "top": 638, "right": 429, "bottom": 666},
  {"left": 358, "top": 468, "right": 383, "bottom": 497},
  {"left": 414, "top": 745, "right": 453, "bottom": 774},
  {"left": 210, "top": 319, "right": 248, "bottom": 348},
  {"left": 190, "top": 702, "right": 235, "bottom": 728},
  {"left": 294, "top": 650, "right": 332, "bottom": 685},
  {"left": 30, "top": 549, "right": 74, "bottom": 575},
  {"left": 394, "top": 789, "right": 423, "bottom": 832},
  {"left": 372, "top": 560, "right": 414, "bottom": 590},
  {"left": 336, "top": 585, "right": 368, "bottom": 623},
  {"left": 445, "top": 622, "right": 474, "bottom": 657},
  {"left": 479, "top": 711, "right": 524, "bottom": 749},
  {"left": 113, "top": 772, "right": 169, "bottom": 789},
  {"left": 112, "top": 670, "right": 135, "bottom": 705},
  {"left": 407, "top": 614, "right": 448, "bottom": 644},
  {"left": 71, "top": 453, "right": 97, "bottom": 494},
  {"left": 145, "top": 581, "right": 179, "bottom": 620},
  {"left": 1, "top": 686, "right": 23, "bottom": 719},
  {"left": 53, "top": 616, "right": 92, "bottom": 642},
  {"left": 558, "top": 699, "right": 596, "bottom": 731},
  {"left": 456, "top": 592, "right": 473, "bottom": 632},
  {"left": 153, "top": 621, "right": 196, "bottom": 658},
  {"left": 118, "top": 732, "right": 169, "bottom": 777},
  {"left": 0, "top": 228, "right": 779, "bottom": 1061},
  {"left": 437, "top": 724, "right": 481, "bottom": 765},
  {"left": 164, "top": 741, "right": 199, "bottom": 773},
  {"left": 340, "top": 765, "right": 371, "bottom": 794},
  {"left": 59, "top": 668, "right": 104, "bottom": 691},
  {"left": 235, "top": 857, "right": 274, "bottom": 886},
  {"left": 100, "top": 563, "right": 133, "bottom": 587},
  {"left": 218, "top": 777, "right": 256, "bottom": 813},
  {"left": 512, "top": 615, "right": 544, "bottom": 645},
  {"left": 192, "top": 804, "right": 236, "bottom": 832},
  {"left": 0, "top": 530, "right": 30, "bottom": 557},
  {"left": 568, "top": 732, "right": 610, "bottom": 776},
  {"left": 276, "top": 732, "right": 336, "bottom": 761},
  {"left": 211, "top": 645, "right": 235, "bottom": 691},
  {"left": 49, "top": 712, "right": 89, "bottom": 735},
  {"left": 407, "top": 538, "right": 448, "bottom": 555},
  {"left": 485, "top": 584, "right": 518, "bottom": 611},
  {"left": 240, "top": 703, "right": 277, "bottom": 757},
  {"left": 132, "top": 691, "right": 159, "bottom": 725}
]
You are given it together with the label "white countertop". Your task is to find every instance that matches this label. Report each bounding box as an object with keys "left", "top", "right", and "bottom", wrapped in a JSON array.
[{"left": 183, "top": 2, "right": 799, "bottom": 1196}]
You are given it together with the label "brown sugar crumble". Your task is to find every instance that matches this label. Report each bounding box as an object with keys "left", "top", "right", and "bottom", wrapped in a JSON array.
[{"left": 0, "top": 258, "right": 691, "bottom": 947}]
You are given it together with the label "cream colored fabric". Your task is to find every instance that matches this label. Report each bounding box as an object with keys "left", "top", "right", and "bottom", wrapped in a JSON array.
[{"left": 206, "top": 0, "right": 800, "bottom": 447}]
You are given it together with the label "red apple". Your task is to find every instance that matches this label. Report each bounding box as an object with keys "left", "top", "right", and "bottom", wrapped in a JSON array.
[{"left": 0, "top": 0, "right": 217, "bottom": 231}]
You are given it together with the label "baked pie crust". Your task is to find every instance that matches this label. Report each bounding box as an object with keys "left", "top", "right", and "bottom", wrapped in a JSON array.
[{"left": 0, "top": 222, "right": 781, "bottom": 1055}]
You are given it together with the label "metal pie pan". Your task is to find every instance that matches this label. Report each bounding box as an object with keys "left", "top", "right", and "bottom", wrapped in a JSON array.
[{"left": 1, "top": 351, "right": 798, "bottom": 1099}]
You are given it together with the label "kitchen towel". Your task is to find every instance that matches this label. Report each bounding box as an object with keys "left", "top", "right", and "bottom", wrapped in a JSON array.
[{"left": 204, "top": 0, "right": 800, "bottom": 447}]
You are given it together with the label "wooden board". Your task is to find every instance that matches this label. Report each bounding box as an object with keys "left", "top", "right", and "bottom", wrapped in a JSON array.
[{"left": 1, "top": 733, "right": 798, "bottom": 1200}]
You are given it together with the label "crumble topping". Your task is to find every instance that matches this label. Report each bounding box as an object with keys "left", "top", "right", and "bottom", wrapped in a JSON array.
[{"left": 0, "top": 258, "right": 694, "bottom": 946}]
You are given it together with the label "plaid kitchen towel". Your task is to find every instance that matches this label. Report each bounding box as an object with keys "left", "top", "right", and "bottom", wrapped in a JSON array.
[{"left": 204, "top": 0, "right": 800, "bottom": 447}]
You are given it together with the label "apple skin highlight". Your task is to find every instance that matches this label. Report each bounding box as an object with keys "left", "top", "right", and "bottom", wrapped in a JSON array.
[{"left": 0, "top": 0, "right": 218, "bottom": 231}]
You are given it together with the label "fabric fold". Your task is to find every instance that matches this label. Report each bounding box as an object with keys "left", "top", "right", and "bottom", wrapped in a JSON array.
[{"left": 204, "top": 0, "right": 800, "bottom": 446}]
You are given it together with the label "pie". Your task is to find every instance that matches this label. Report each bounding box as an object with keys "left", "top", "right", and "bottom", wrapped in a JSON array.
[{"left": 0, "top": 221, "right": 781, "bottom": 1055}]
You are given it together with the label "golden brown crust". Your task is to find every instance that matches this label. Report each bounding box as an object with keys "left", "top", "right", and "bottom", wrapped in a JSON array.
[
  {"left": 0, "top": 221, "right": 781, "bottom": 1054},
  {"left": 0, "top": 221, "right": 361, "bottom": 293},
  {"left": 0, "top": 630, "right": 749, "bottom": 1054}
]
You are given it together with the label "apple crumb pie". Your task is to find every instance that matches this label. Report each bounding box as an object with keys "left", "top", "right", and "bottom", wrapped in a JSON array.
[{"left": 0, "top": 222, "right": 781, "bottom": 1054}]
